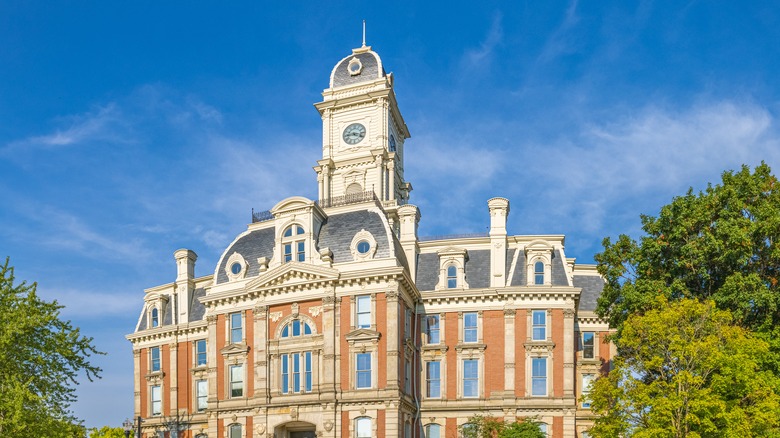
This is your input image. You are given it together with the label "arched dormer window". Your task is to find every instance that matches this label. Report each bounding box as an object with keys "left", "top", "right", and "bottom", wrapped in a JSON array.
[
  {"left": 534, "top": 261, "right": 545, "bottom": 285},
  {"left": 280, "top": 318, "right": 314, "bottom": 338},
  {"left": 282, "top": 224, "right": 306, "bottom": 263},
  {"left": 446, "top": 265, "right": 457, "bottom": 289},
  {"left": 151, "top": 308, "right": 159, "bottom": 327}
]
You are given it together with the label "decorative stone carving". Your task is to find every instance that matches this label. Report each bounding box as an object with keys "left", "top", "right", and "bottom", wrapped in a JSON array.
[
  {"left": 309, "top": 306, "right": 323, "bottom": 317},
  {"left": 291, "top": 303, "right": 299, "bottom": 316},
  {"left": 324, "top": 420, "right": 334, "bottom": 432},
  {"left": 255, "top": 424, "right": 266, "bottom": 435},
  {"left": 563, "top": 308, "right": 576, "bottom": 318},
  {"left": 504, "top": 308, "right": 516, "bottom": 316},
  {"left": 290, "top": 407, "right": 298, "bottom": 420},
  {"left": 269, "top": 311, "right": 283, "bottom": 322}
]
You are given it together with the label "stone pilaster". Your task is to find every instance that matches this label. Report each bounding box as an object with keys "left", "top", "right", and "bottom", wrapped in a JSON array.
[
  {"left": 321, "top": 294, "right": 337, "bottom": 398},
  {"left": 254, "top": 305, "right": 269, "bottom": 402},
  {"left": 385, "top": 290, "right": 400, "bottom": 390},
  {"left": 503, "top": 308, "right": 516, "bottom": 398},
  {"left": 563, "top": 308, "right": 576, "bottom": 398},
  {"left": 488, "top": 198, "right": 509, "bottom": 287},
  {"left": 206, "top": 314, "right": 218, "bottom": 407},
  {"left": 168, "top": 342, "right": 179, "bottom": 415},
  {"left": 133, "top": 349, "right": 141, "bottom": 416}
]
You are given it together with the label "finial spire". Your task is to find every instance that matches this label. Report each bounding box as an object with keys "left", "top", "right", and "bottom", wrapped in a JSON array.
[{"left": 362, "top": 20, "right": 366, "bottom": 47}]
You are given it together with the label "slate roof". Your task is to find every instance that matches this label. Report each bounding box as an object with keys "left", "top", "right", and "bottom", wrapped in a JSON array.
[
  {"left": 574, "top": 275, "right": 605, "bottom": 312},
  {"left": 190, "top": 288, "right": 207, "bottom": 321},
  {"left": 464, "top": 250, "right": 490, "bottom": 289},
  {"left": 509, "top": 249, "right": 527, "bottom": 286},
  {"left": 317, "top": 210, "right": 391, "bottom": 263},
  {"left": 415, "top": 252, "right": 439, "bottom": 291},
  {"left": 330, "top": 50, "right": 386, "bottom": 88},
  {"left": 552, "top": 250, "right": 570, "bottom": 286},
  {"left": 215, "top": 228, "right": 275, "bottom": 285}
]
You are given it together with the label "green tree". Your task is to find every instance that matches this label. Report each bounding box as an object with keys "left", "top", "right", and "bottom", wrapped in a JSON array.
[
  {"left": 0, "top": 258, "right": 103, "bottom": 438},
  {"left": 595, "top": 162, "right": 780, "bottom": 335},
  {"left": 589, "top": 298, "right": 780, "bottom": 437},
  {"left": 460, "top": 415, "right": 546, "bottom": 438},
  {"left": 88, "top": 426, "right": 126, "bottom": 438}
]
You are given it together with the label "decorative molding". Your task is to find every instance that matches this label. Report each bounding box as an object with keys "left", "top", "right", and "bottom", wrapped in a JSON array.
[
  {"left": 309, "top": 306, "right": 323, "bottom": 317},
  {"left": 291, "top": 302, "right": 299, "bottom": 316},
  {"left": 269, "top": 311, "right": 283, "bottom": 322}
]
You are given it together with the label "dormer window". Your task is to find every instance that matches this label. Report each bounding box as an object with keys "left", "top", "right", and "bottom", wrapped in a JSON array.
[
  {"left": 446, "top": 265, "right": 457, "bottom": 288},
  {"left": 534, "top": 261, "right": 545, "bottom": 285},
  {"left": 283, "top": 225, "right": 306, "bottom": 263},
  {"left": 151, "top": 308, "right": 159, "bottom": 328}
]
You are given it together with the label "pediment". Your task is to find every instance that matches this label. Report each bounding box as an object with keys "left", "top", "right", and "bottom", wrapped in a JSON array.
[
  {"left": 345, "top": 328, "right": 381, "bottom": 342},
  {"left": 437, "top": 246, "right": 468, "bottom": 257},
  {"left": 220, "top": 342, "right": 250, "bottom": 356},
  {"left": 246, "top": 262, "right": 340, "bottom": 291}
]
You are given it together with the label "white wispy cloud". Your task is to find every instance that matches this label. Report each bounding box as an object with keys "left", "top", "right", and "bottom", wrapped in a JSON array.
[
  {"left": 537, "top": 0, "right": 581, "bottom": 64},
  {"left": 462, "top": 11, "right": 504, "bottom": 70}
]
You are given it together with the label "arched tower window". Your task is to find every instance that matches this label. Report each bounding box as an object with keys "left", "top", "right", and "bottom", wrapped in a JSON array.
[
  {"left": 346, "top": 182, "right": 363, "bottom": 195},
  {"left": 151, "top": 308, "right": 159, "bottom": 327},
  {"left": 446, "top": 265, "right": 457, "bottom": 288}
]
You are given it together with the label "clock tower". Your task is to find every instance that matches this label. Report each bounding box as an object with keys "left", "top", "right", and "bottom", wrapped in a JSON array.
[{"left": 313, "top": 44, "right": 412, "bottom": 207}]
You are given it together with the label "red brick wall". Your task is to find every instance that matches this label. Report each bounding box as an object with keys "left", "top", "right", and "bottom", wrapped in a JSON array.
[
  {"left": 483, "top": 310, "right": 505, "bottom": 396},
  {"left": 551, "top": 309, "right": 564, "bottom": 397},
  {"left": 515, "top": 309, "right": 527, "bottom": 397}
]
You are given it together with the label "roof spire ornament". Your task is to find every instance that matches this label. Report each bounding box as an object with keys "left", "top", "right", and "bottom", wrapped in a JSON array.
[{"left": 362, "top": 20, "right": 366, "bottom": 47}]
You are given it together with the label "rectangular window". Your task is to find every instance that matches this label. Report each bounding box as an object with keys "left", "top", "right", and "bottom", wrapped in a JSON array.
[
  {"left": 426, "top": 315, "right": 440, "bottom": 344},
  {"left": 151, "top": 385, "right": 161, "bottom": 415},
  {"left": 532, "top": 357, "right": 547, "bottom": 396},
  {"left": 281, "top": 354, "right": 289, "bottom": 394},
  {"left": 426, "top": 361, "right": 441, "bottom": 398},
  {"left": 196, "top": 379, "right": 207, "bottom": 411},
  {"left": 150, "top": 346, "right": 160, "bottom": 372},
  {"left": 582, "top": 332, "right": 595, "bottom": 359},
  {"left": 356, "top": 418, "right": 372, "bottom": 438},
  {"left": 304, "top": 351, "right": 312, "bottom": 392},
  {"left": 405, "top": 309, "right": 412, "bottom": 339},
  {"left": 195, "top": 339, "right": 207, "bottom": 366},
  {"left": 230, "top": 312, "right": 242, "bottom": 343},
  {"left": 356, "top": 295, "right": 371, "bottom": 328},
  {"left": 463, "top": 359, "right": 478, "bottom": 397},
  {"left": 297, "top": 241, "right": 305, "bottom": 262},
  {"left": 284, "top": 243, "right": 292, "bottom": 263},
  {"left": 582, "top": 374, "right": 595, "bottom": 408},
  {"left": 356, "top": 353, "right": 371, "bottom": 388},
  {"left": 532, "top": 310, "right": 546, "bottom": 341},
  {"left": 229, "top": 364, "right": 244, "bottom": 398},
  {"left": 281, "top": 352, "right": 313, "bottom": 394},
  {"left": 463, "top": 312, "right": 477, "bottom": 343}
]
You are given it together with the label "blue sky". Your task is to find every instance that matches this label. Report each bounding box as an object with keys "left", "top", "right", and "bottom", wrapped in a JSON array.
[{"left": 2, "top": 0, "right": 779, "bottom": 429}]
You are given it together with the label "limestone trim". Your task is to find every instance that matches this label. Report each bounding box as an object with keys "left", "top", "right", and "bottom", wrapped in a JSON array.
[
  {"left": 435, "top": 247, "right": 469, "bottom": 290},
  {"left": 350, "top": 229, "right": 378, "bottom": 261},
  {"left": 224, "top": 251, "right": 248, "bottom": 282}
]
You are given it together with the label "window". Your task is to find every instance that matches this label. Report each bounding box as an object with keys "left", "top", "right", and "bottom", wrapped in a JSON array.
[
  {"left": 582, "top": 332, "right": 595, "bottom": 359},
  {"left": 196, "top": 379, "right": 207, "bottom": 411},
  {"left": 228, "top": 424, "right": 242, "bottom": 438},
  {"left": 404, "top": 357, "right": 411, "bottom": 393},
  {"left": 230, "top": 262, "right": 242, "bottom": 275},
  {"left": 539, "top": 423, "right": 548, "bottom": 436},
  {"left": 356, "top": 353, "right": 371, "bottom": 388},
  {"left": 405, "top": 422, "right": 412, "bottom": 438},
  {"left": 534, "top": 261, "right": 545, "bottom": 285},
  {"left": 463, "top": 312, "right": 477, "bottom": 343},
  {"left": 150, "top": 346, "right": 161, "bottom": 372},
  {"left": 463, "top": 359, "right": 478, "bottom": 397},
  {"left": 151, "top": 308, "right": 159, "bottom": 327},
  {"left": 195, "top": 340, "right": 207, "bottom": 366},
  {"left": 357, "top": 240, "right": 370, "bottom": 254},
  {"left": 281, "top": 319, "right": 313, "bottom": 338},
  {"left": 532, "top": 310, "right": 546, "bottom": 341},
  {"left": 356, "top": 417, "right": 372, "bottom": 438},
  {"left": 426, "top": 315, "right": 440, "bottom": 344},
  {"left": 283, "top": 225, "right": 305, "bottom": 263},
  {"left": 405, "top": 309, "right": 412, "bottom": 339},
  {"left": 229, "top": 364, "right": 244, "bottom": 398},
  {"left": 425, "top": 424, "right": 441, "bottom": 438},
  {"left": 356, "top": 295, "right": 371, "bottom": 328},
  {"left": 582, "top": 374, "right": 595, "bottom": 408},
  {"left": 230, "top": 312, "right": 242, "bottom": 343},
  {"left": 447, "top": 265, "right": 457, "bottom": 288},
  {"left": 462, "top": 423, "right": 477, "bottom": 437},
  {"left": 532, "top": 357, "right": 547, "bottom": 396},
  {"left": 151, "top": 385, "right": 161, "bottom": 415},
  {"left": 426, "top": 361, "right": 441, "bottom": 398},
  {"left": 281, "top": 352, "right": 313, "bottom": 394}
]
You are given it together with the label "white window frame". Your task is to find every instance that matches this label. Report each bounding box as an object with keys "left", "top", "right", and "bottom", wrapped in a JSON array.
[
  {"left": 425, "top": 314, "right": 441, "bottom": 345},
  {"left": 229, "top": 364, "right": 244, "bottom": 398},
  {"left": 582, "top": 331, "right": 595, "bottom": 359},
  {"left": 195, "top": 379, "right": 207, "bottom": 411},
  {"left": 531, "top": 357, "right": 548, "bottom": 396},
  {"left": 228, "top": 423, "right": 242, "bottom": 438},
  {"left": 281, "top": 351, "right": 313, "bottom": 394},
  {"left": 425, "top": 360, "right": 442, "bottom": 398},
  {"left": 582, "top": 373, "right": 595, "bottom": 408},
  {"left": 355, "top": 352, "right": 372, "bottom": 389},
  {"left": 282, "top": 224, "right": 306, "bottom": 263},
  {"left": 194, "top": 339, "right": 207, "bottom": 366},
  {"left": 355, "top": 295, "right": 372, "bottom": 329},
  {"left": 150, "top": 346, "right": 161, "bottom": 372},
  {"left": 532, "top": 310, "right": 547, "bottom": 341},
  {"left": 463, "top": 312, "right": 478, "bottom": 343},
  {"left": 462, "top": 358, "right": 479, "bottom": 398},
  {"left": 435, "top": 247, "right": 469, "bottom": 290},
  {"left": 355, "top": 417, "right": 372, "bottom": 438},
  {"left": 425, "top": 423, "right": 442, "bottom": 438},
  {"left": 150, "top": 385, "right": 162, "bottom": 416},
  {"left": 229, "top": 312, "right": 243, "bottom": 344}
]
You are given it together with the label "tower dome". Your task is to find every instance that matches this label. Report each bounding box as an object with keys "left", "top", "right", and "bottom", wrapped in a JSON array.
[{"left": 328, "top": 46, "right": 386, "bottom": 89}]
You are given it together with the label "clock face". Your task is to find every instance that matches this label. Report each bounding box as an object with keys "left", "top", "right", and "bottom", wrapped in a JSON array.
[{"left": 343, "top": 123, "right": 366, "bottom": 145}]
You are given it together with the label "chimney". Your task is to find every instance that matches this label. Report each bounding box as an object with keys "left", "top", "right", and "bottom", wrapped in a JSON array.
[
  {"left": 174, "top": 249, "right": 197, "bottom": 324},
  {"left": 397, "top": 204, "right": 421, "bottom": 280},
  {"left": 488, "top": 198, "right": 509, "bottom": 287}
]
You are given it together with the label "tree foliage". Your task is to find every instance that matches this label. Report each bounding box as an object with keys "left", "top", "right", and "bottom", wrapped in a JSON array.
[
  {"left": 88, "top": 426, "right": 126, "bottom": 438},
  {"left": 0, "top": 258, "right": 103, "bottom": 438},
  {"left": 460, "top": 415, "right": 546, "bottom": 438},
  {"left": 595, "top": 162, "right": 780, "bottom": 334},
  {"left": 589, "top": 298, "right": 780, "bottom": 437}
]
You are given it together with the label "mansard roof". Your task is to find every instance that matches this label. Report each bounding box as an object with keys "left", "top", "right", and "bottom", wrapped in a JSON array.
[
  {"left": 574, "top": 274, "right": 605, "bottom": 312},
  {"left": 329, "top": 47, "right": 386, "bottom": 89}
]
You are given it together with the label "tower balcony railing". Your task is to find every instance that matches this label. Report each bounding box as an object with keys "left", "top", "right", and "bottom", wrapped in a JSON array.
[
  {"left": 419, "top": 232, "right": 488, "bottom": 242},
  {"left": 251, "top": 191, "right": 380, "bottom": 223}
]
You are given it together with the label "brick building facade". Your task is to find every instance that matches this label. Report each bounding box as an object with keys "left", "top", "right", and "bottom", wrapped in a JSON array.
[{"left": 126, "top": 43, "right": 611, "bottom": 438}]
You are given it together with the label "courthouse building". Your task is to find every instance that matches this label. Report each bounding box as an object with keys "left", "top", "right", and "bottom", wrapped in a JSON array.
[{"left": 126, "top": 43, "right": 611, "bottom": 438}]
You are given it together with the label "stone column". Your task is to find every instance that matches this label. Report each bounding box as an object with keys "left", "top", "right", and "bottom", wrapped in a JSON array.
[
  {"left": 563, "top": 308, "right": 575, "bottom": 398},
  {"left": 321, "top": 294, "right": 337, "bottom": 399},
  {"left": 174, "top": 249, "right": 197, "bottom": 324},
  {"left": 168, "top": 342, "right": 179, "bottom": 415},
  {"left": 397, "top": 205, "right": 420, "bottom": 279},
  {"left": 503, "top": 308, "right": 516, "bottom": 403},
  {"left": 133, "top": 349, "right": 141, "bottom": 417},
  {"left": 206, "top": 315, "right": 218, "bottom": 407},
  {"left": 386, "top": 291, "right": 400, "bottom": 390},
  {"left": 254, "top": 305, "right": 269, "bottom": 403}
]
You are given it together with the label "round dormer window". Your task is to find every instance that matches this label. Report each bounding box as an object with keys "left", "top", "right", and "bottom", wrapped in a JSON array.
[
  {"left": 357, "top": 240, "right": 371, "bottom": 254},
  {"left": 231, "top": 262, "right": 242, "bottom": 275},
  {"left": 348, "top": 57, "right": 363, "bottom": 76}
]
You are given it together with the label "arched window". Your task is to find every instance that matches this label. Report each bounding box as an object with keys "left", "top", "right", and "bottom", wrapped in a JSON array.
[
  {"left": 446, "top": 265, "right": 457, "bottom": 288},
  {"left": 534, "top": 261, "right": 545, "bottom": 285},
  {"left": 151, "top": 308, "right": 159, "bottom": 327},
  {"left": 355, "top": 417, "right": 372, "bottom": 438},
  {"left": 280, "top": 318, "right": 313, "bottom": 338},
  {"left": 461, "top": 423, "right": 477, "bottom": 438},
  {"left": 425, "top": 424, "right": 441, "bottom": 438},
  {"left": 346, "top": 182, "right": 363, "bottom": 195},
  {"left": 539, "top": 423, "right": 548, "bottom": 436},
  {"left": 228, "top": 424, "right": 242, "bottom": 438},
  {"left": 282, "top": 225, "right": 306, "bottom": 263}
]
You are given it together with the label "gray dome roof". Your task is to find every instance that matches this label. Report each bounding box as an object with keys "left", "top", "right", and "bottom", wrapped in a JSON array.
[{"left": 329, "top": 47, "right": 386, "bottom": 88}]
